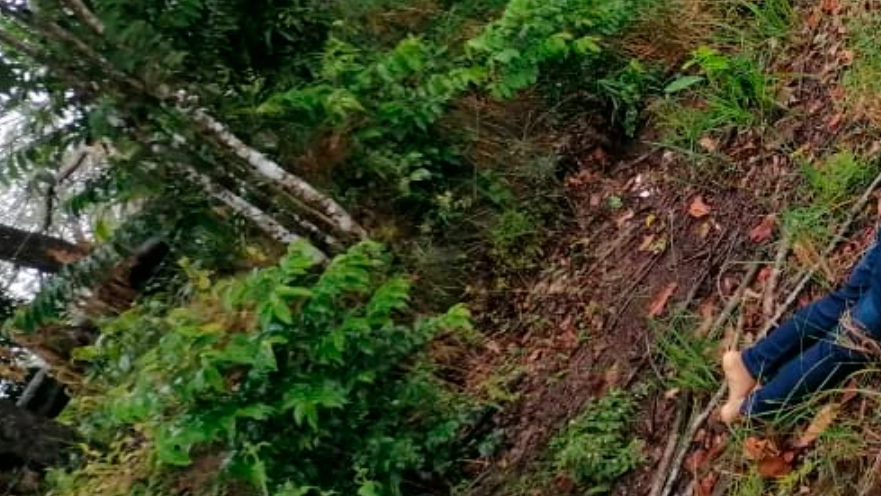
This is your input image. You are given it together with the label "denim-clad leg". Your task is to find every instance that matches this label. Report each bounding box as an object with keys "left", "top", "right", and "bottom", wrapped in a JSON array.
[
  {"left": 742, "top": 235, "right": 881, "bottom": 379},
  {"left": 741, "top": 233, "right": 881, "bottom": 416}
]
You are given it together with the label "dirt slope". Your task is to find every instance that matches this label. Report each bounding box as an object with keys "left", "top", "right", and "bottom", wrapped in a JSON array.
[{"left": 463, "top": 1, "right": 881, "bottom": 495}]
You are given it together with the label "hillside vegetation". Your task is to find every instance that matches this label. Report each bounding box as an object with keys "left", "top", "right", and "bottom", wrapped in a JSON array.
[{"left": 2, "top": 1, "right": 881, "bottom": 496}]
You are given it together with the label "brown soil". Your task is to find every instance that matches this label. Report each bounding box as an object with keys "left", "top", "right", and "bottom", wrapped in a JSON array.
[{"left": 462, "top": 1, "right": 881, "bottom": 496}]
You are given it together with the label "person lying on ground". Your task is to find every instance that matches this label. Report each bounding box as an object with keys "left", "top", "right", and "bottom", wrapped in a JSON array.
[{"left": 721, "top": 230, "right": 881, "bottom": 424}]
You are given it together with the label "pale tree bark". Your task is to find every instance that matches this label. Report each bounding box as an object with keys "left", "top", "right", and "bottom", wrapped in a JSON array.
[
  {"left": 181, "top": 165, "right": 328, "bottom": 262},
  {"left": 59, "top": 0, "right": 104, "bottom": 35},
  {"left": 0, "top": 4, "right": 366, "bottom": 241},
  {"left": 185, "top": 108, "right": 366, "bottom": 239}
]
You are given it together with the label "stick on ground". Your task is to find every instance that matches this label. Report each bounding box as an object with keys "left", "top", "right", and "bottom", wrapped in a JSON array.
[
  {"left": 658, "top": 385, "right": 727, "bottom": 496},
  {"left": 648, "top": 395, "right": 687, "bottom": 496},
  {"left": 763, "top": 237, "right": 791, "bottom": 320},
  {"left": 707, "top": 263, "right": 760, "bottom": 340},
  {"left": 660, "top": 169, "right": 881, "bottom": 496}
]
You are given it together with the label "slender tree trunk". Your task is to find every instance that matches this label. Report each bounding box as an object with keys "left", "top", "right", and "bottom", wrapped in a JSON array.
[
  {"left": 0, "top": 7, "right": 365, "bottom": 241},
  {"left": 0, "top": 224, "right": 84, "bottom": 273},
  {"left": 59, "top": 0, "right": 105, "bottom": 35},
  {"left": 181, "top": 165, "right": 329, "bottom": 262},
  {"left": 185, "top": 108, "right": 366, "bottom": 240}
]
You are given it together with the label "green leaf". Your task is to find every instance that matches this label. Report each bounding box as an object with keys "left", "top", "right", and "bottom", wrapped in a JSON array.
[
  {"left": 275, "top": 285, "right": 313, "bottom": 300},
  {"left": 358, "top": 481, "right": 381, "bottom": 496},
  {"left": 281, "top": 380, "right": 348, "bottom": 430},
  {"left": 573, "top": 36, "right": 602, "bottom": 55},
  {"left": 236, "top": 404, "right": 277, "bottom": 420},
  {"left": 271, "top": 295, "right": 294, "bottom": 324},
  {"left": 663, "top": 75, "right": 704, "bottom": 94}
]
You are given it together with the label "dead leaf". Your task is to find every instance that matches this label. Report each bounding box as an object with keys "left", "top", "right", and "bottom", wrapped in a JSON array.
[
  {"left": 697, "top": 221, "right": 712, "bottom": 239},
  {"left": 638, "top": 234, "right": 656, "bottom": 252},
  {"left": 696, "top": 473, "right": 718, "bottom": 496},
  {"left": 793, "top": 404, "right": 838, "bottom": 448},
  {"left": 828, "top": 113, "right": 844, "bottom": 130},
  {"left": 664, "top": 388, "right": 681, "bottom": 400},
  {"left": 648, "top": 283, "right": 679, "bottom": 318},
  {"left": 758, "top": 456, "right": 793, "bottom": 478},
  {"left": 47, "top": 247, "right": 86, "bottom": 265},
  {"left": 689, "top": 196, "right": 712, "bottom": 218},
  {"left": 821, "top": 0, "right": 841, "bottom": 14},
  {"left": 842, "top": 378, "right": 859, "bottom": 404},
  {"left": 749, "top": 214, "right": 777, "bottom": 243},
  {"left": 743, "top": 436, "right": 779, "bottom": 461},
  {"left": 603, "top": 362, "right": 622, "bottom": 386},
  {"left": 793, "top": 240, "right": 834, "bottom": 282},
  {"left": 699, "top": 136, "right": 719, "bottom": 152},
  {"left": 553, "top": 475, "right": 576, "bottom": 492}
]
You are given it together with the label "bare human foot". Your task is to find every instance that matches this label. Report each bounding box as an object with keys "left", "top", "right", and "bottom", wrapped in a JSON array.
[{"left": 720, "top": 350, "right": 757, "bottom": 425}]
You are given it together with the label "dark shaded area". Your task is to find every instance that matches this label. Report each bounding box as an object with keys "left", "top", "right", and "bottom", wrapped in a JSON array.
[{"left": 0, "top": 400, "right": 76, "bottom": 468}]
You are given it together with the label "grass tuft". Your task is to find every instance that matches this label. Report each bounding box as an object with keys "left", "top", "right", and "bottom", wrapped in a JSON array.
[
  {"left": 843, "top": 0, "right": 881, "bottom": 126},
  {"left": 654, "top": 315, "right": 721, "bottom": 393}
]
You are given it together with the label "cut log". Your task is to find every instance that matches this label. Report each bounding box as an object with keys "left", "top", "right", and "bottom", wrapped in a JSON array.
[{"left": 0, "top": 224, "right": 83, "bottom": 273}]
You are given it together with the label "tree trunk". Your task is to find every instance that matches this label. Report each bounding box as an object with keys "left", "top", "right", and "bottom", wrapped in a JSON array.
[
  {"left": 0, "top": 400, "right": 77, "bottom": 468},
  {"left": 0, "top": 224, "right": 83, "bottom": 273},
  {"left": 180, "top": 164, "right": 329, "bottom": 261},
  {"left": 0, "top": 8, "right": 366, "bottom": 242}
]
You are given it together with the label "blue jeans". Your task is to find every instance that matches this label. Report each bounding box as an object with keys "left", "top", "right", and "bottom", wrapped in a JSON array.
[{"left": 741, "top": 230, "right": 881, "bottom": 416}]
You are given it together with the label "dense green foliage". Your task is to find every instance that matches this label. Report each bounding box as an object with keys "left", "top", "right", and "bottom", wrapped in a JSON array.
[
  {"left": 52, "top": 242, "right": 474, "bottom": 496},
  {"left": 550, "top": 389, "right": 643, "bottom": 494},
  {"left": 0, "top": 0, "right": 675, "bottom": 494}
]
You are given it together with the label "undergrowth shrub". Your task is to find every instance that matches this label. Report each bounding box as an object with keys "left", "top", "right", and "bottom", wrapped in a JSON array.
[
  {"left": 550, "top": 389, "right": 644, "bottom": 494},
  {"left": 656, "top": 46, "right": 777, "bottom": 149},
  {"left": 52, "top": 242, "right": 477, "bottom": 496},
  {"left": 250, "top": 0, "right": 662, "bottom": 284},
  {"left": 784, "top": 151, "right": 874, "bottom": 246},
  {"left": 803, "top": 151, "right": 874, "bottom": 207}
]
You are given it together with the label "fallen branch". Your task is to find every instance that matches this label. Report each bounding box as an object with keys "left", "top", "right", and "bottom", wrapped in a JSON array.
[
  {"left": 659, "top": 385, "right": 727, "bottom": 496},
  {"left": 652, "top": 263, "right": 757, "bottom": 496},
  {"left": 648, "top": 395, "right": 687, "bottom": 496},
  {"left": 181, "top": 164, "right": 327, "bottom": 262},
  {"left": 707, "top": 263, "right": 760, "bottom": 340},
  {"left": 660, "top": 169, "right": 881, "bottom": 496},
  {"left": 763, "top": 237, "right": 791, "bottom": 320},
  {"left": 0, "top": 8, "right": 365, "bottom": 241}
]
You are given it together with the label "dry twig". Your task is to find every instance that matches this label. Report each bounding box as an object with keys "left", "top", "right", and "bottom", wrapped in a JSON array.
[
  {"left": 658, "top": 386, "right": 727, "bottom": 496},
  {"left": 763, "top": 237, "right": 791, "bottom": 320},
  {"left": 707, "top": 264, "right": 761, "bottom": 340},
  {"left": 648, "top": 395, "right": 687, "bottom": 496}
]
